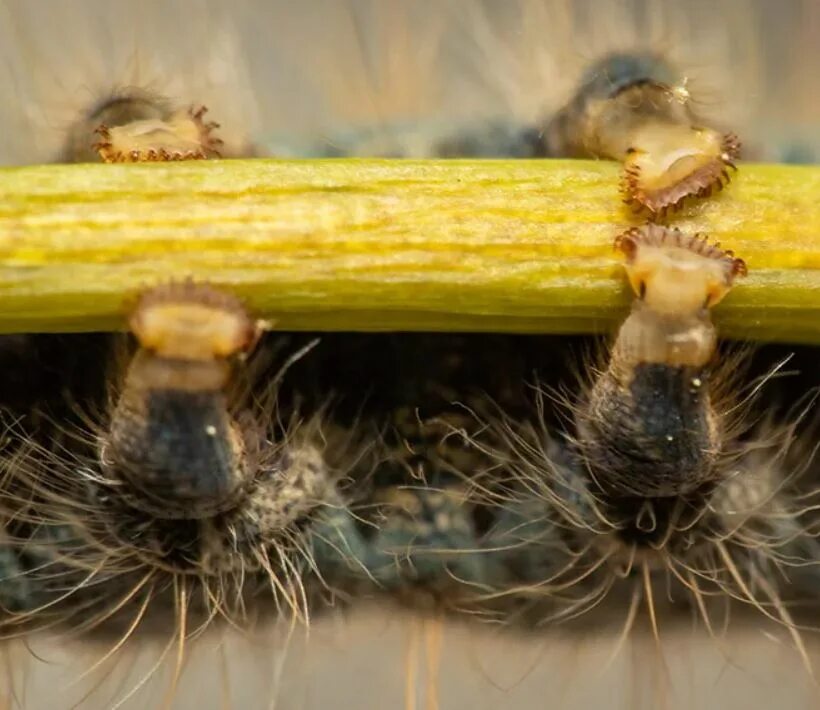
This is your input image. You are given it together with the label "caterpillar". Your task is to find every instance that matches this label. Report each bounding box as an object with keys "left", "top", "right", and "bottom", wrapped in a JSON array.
[{"left": 0, "top": 1, "right": 817, "bottom": 708}]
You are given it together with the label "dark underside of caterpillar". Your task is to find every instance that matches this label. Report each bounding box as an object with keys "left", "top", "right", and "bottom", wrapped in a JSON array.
[{"left": 0, "top": 330, "right": 816, "bottom": 629}]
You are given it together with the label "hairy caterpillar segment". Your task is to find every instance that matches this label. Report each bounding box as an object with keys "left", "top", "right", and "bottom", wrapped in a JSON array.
[
  {"left": 95, "top": 105, "right": 222, "bottom": 163},
  {"left": 106, "top": 283, "right": 264, "bottom": 519},
  {"left": 577, "top": 356, "right": 720, "bottom": 499},
  {"left": 482, "top": 390, "right": 819, "bottom": 649},
  {"left": 99, "top": 283, "right": 340, "bottom": 560},
  {"left": 105, "top": 351, "right": 251, "bottom": 519},
  {"left": 545, "top": 52, "right": 740, "bottom": 215},
  {"left": 0, "top": 287, "right": 350, "bottom": 645},
  {"left": 576, "top": 227, "right": 745, "bottom": 500},
  {"left": 466, "top": 261, "right": 816, "bottom": 650}
]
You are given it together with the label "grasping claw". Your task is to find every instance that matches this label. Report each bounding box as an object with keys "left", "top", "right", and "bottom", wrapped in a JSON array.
[
  {"left": 579, "top": 225, "right": 746, "bottom": 501},
  {"left": 60, "top": 87, "right": 222, "bottom": 163},
  {"left": 545, "top": 53, "right": 740, "bottom": 216},
  {"left": 94, "top": 104, "right": 222, "bottom": 163}
]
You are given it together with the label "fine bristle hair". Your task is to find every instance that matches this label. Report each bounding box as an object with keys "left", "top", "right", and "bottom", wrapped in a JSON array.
[{"left": 462, "top": 357, "right": 820, "bottom": 657}]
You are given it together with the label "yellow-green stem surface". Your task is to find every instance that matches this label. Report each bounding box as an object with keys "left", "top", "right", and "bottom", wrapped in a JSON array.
[{"left": 0, "top": 159, "right": 817, "bottom": 342}]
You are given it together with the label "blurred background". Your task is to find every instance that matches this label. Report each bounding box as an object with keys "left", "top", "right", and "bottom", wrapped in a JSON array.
[
  {"left": 5, "top": 608, "right": 820, "bottom": 709},
  {"left": 0, "top": 1, "right": 818, "bottom": 708},
  {"left": 0, "top": 0, "right": 818, "bottom": 165}
]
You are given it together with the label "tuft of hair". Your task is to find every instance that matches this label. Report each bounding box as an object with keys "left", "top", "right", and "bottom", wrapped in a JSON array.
[{"left": 466, "top": 368, "right": 820, "bottom": 664}]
